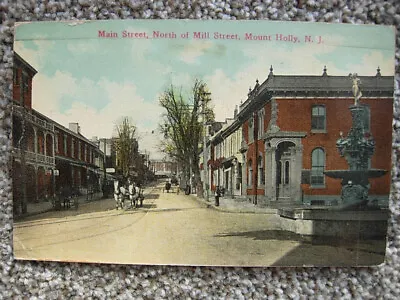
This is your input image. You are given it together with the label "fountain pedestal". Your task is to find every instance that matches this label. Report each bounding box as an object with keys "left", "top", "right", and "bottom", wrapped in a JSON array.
[{"left": 325, "top": 104, "right": 386, "bottom": 209}]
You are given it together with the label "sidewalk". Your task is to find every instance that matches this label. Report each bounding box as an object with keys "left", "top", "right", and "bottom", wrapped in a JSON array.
[
  {"left": 191, "top": 194, "right": 278, "bottom": 214},
  {"left": 20, "top": 192, "right": 104, "bottom": 219}
]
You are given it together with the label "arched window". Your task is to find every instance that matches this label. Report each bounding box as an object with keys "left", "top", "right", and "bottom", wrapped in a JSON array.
[
  {"left": 311, "top": 148, "right": 325, "bottom": 186},
  {"left": 258, "top": 155, "right": 264, "bottom": 186},
  {"left": 311, "top": 105, "right": 326, "bottom": 131},
  {"left": 248, "top": 159, "right": 253, "bottom": 186}
]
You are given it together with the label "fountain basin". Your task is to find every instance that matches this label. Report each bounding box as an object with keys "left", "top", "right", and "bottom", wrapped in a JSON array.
[
  {"left": 278, "top": 208, "right": 388, "bottom": 238},
  {"left": 324, "top": 169, "right": 387, "bottom": 182}
]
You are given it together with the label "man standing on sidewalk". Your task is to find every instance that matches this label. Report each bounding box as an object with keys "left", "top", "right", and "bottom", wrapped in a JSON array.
[{"left": 215, "top": 186, "right": 221, "bottom": 207}]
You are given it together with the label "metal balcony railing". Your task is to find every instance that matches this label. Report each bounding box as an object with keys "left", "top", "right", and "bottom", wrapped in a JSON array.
[{"left": 13, "top": 106, "right": 54, "bottom": 132}]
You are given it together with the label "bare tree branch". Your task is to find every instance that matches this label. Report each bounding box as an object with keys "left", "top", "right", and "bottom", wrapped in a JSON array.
[{"left": 158, "top": 79, "right": 215, "bottom": 196}]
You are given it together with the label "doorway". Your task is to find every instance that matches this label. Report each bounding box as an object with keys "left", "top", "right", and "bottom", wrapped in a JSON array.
[{"left": 275, "top": 141, "right": 296, "bottom": 200}]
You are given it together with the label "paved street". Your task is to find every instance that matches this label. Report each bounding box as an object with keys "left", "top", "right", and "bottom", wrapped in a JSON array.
[{"left": 14, "top": 182, "right": 385, "bottom": 267}]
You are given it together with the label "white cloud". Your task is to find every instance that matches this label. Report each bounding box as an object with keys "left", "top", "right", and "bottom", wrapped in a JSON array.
[
  {"left": 32, "top": 72, "right": 165, "bottom": 159},
  {"left": 206, "top": 37, "right": 394, "bottom": 122},
  {"left": 180, "top": 40, "right": 213, "bottom": 64},
  {"left": 14, "top": 40, "right": 55, "bottom": 71},
  {"left": 67, "top": 41, "right": 98, "bottom": 54},
  {"left": 345, "top": 51, "right": 394, "bottom": 76},
  {"left": 32, "top": 71, "right": 78, "bottom": 115}
]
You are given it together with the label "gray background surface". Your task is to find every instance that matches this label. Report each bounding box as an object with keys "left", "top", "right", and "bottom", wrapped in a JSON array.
[{"left": 1, "top": 0, "right": 399, "bottom": 298}]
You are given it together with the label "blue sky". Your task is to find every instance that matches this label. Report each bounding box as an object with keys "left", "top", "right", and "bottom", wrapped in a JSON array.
[{"left": 14, "top": 20, "right": 395, "bottom": 159}]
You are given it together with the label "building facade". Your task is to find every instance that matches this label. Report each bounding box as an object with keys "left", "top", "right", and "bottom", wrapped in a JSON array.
[
  {"left": 12, "top": 53, "right": 55, "bottom": 214},
  {"left": 151, "top": 159, "right": 178, "bottom": 177},
  {"left": 201, "top": 67, "right": 393, "bottom": 208},
  {"left": 12, "top": 52, "right": 105, "bottom": 215},
  {"left": 54, "top": 122, "right": 104, "bottom": 194},
  {"left": 239, "top": 67, "right": 393, "bottom": 207}
]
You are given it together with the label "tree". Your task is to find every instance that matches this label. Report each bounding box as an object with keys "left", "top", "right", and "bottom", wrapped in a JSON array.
[
  {"left": 114, "top": 117, "right": 138, "bottom": 179},
  {"left": 159, "top": 79, "right": 214, "bottom": 197}
]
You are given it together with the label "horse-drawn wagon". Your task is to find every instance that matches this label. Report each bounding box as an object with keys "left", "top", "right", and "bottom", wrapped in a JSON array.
[
  {"left": 114, "top": 179, "right": 144, "bottom": 210},
  {"left": 54, "top": 186, "right": 79, "bottom": 210}
]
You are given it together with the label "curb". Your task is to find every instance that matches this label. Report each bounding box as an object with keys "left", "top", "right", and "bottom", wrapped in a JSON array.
[
  {"left": 15, "top": 195, "right": 106, "bottom": 221},
  {"left": 14, "top": 206, "right": 55, "bottom": 221},
  {"left": 189, "top": 194, "right": 278, "bottom": 214}
]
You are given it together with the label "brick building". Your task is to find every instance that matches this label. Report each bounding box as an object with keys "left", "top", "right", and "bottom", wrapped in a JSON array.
[
  {"left": 239, "top": 67, "right": 393, "bottom": 207},
  {"left": 53, "top": 122, "right": 103, "bottom": 194},
  {"left": 12, "top": 52, "right": 104, "bottom": 215},
  {"left": 203, "top": 67, "right": 393, "bottom": 207},
  {"left": 13, "top": 53, "right": 54, "bottom": 214}
]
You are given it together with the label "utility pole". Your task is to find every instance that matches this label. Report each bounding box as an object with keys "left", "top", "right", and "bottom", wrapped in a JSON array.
[
  {"left": 202, "top": 90, "right": 211, "bottom": 201},
  {"left": 101, "top": 138, "right": 108, "bottom": 198}
]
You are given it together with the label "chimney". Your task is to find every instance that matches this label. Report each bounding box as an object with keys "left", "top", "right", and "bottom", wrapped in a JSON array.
[{"left": 69, "top": 122, "right": 80, "bottom": 134}]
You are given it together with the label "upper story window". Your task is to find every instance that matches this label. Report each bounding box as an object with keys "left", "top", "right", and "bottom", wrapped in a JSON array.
[
  {"left": 22, "top": 72, "right": 29, "bottom": 93},
  {"left": 258, "top": 109, "right": 264, "bottom": 139},
  {"left": 248, "top": 116, "right": 254, "bottom": 142},
  {"left": 55, "top": 133, "right": 59, "bottom": 153},
  {"left": 311, "top": 105, "right": 326, "bottom": 132},
  {"left": 13, "top": 68, "right": 20, "bottom": 85},
  {"left": 71, "top": 138, "right": 75, "bottom": 158},
  {"left": 215, "top": 143, "right": 220, "bottom": 158},
  {"left": 63, "top": 135, "right": 67, "bottom": 155}
]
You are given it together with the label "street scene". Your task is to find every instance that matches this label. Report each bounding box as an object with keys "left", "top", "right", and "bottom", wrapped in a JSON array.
[
  {"left": 12, "top": 20, "right": 395, "bottom": 266},
  {"left": 14, "top": 180, "right": 385, "bottom": 266}
]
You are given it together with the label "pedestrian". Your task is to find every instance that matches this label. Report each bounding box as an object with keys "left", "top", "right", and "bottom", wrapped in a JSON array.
[
  {"left": 165, "top": 180, "right": 171, "bottom": 193},
  {"left": 215, "top": 186, "right": 221, "bottom": 206}
]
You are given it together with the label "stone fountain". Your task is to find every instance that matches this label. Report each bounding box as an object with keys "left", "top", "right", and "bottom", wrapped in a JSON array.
[
  {"left": 324, "top": 73, "right": 387, "bottom": 210},
  {"left": 277, "top": 74, "right": 389, "bottom": 240}
]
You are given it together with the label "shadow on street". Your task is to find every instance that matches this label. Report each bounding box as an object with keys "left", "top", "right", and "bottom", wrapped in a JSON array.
[
  {"left": 215, "top": 230, "right": 304, "bottom": 242},
  {"left": 215, "top": 229, "right": 386, "bottom": 257},
  {"left": 144, "top": 193, "right": 160, "bottom": 200}
]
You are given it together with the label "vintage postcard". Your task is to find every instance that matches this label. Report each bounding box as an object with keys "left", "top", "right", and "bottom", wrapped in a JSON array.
[{"left": 12, "top": 20, "right": 395, "bottom": 266}]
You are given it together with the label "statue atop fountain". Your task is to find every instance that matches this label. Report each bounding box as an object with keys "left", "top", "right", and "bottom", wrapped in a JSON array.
[
  {"left": 325, "top": 74, "right": 386, "bottom": 210},
  {"left": 350, "top": 73, "right": 362, "bottom": 106}
]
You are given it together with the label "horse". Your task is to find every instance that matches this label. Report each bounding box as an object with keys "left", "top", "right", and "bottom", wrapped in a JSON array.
[
  {"left": 128, "top": 182, "right": 139, "bottom": 208},
  {"left": 129, "top": 181, "right": 145, "bottom": 208},
  {"left": 114, "top": 180, "right": 128, "bottom": 210}
]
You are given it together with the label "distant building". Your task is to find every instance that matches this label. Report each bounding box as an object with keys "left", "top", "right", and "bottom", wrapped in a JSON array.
[
  {"left": 151, "top": 159, "right": 177, "bottom": 177},
  {"left": 53, "top": 122, "right": 103, "bottom": 193},
  {"left": 97, "top": 137, "right": 148, "bottom": 181}
]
